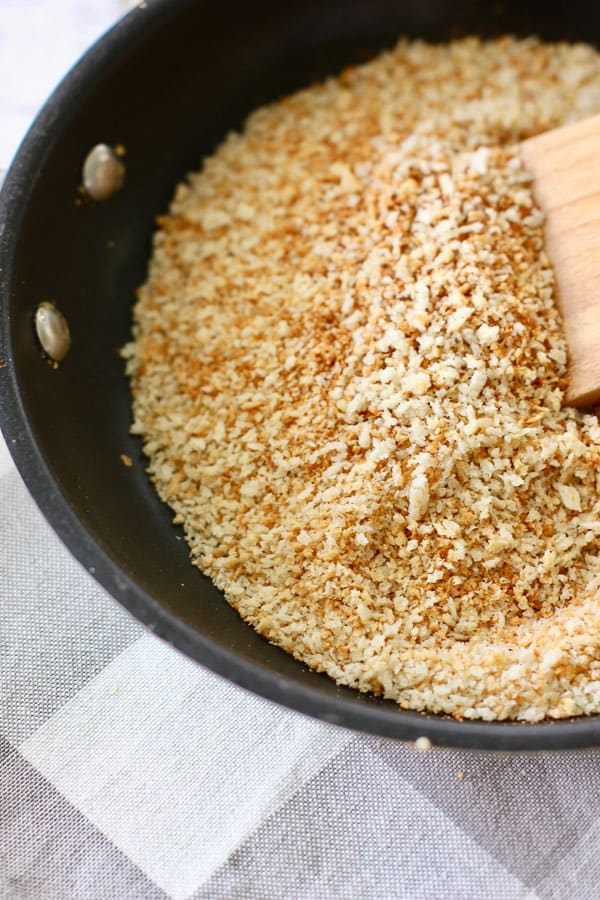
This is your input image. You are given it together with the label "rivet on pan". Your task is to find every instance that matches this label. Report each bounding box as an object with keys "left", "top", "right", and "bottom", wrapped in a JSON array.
[
  {"left": 82, "top": 143, "right": 125, "bottom": 200},
  {"left": 35, "top": 302, "right": 71, "bottom": 362}
]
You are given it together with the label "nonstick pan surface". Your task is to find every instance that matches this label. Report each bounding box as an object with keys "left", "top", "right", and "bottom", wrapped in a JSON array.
[{"left": 2, "top": 0, "right": 600, "bottom": 750}]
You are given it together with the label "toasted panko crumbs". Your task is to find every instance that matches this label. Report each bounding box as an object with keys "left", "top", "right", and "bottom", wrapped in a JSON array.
[{"left": 124, "top": 37, "right": 600, "bottom": 722}]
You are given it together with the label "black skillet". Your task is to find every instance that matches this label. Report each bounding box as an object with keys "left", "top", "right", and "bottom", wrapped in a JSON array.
[{"left": 2, "top": 0, "right": 600, "bottom": 751}]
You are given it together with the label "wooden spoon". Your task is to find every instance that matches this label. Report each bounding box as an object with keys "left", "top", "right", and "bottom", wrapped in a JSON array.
[{"left": 521, "top": 114, "right": 600, "bottom": 408}]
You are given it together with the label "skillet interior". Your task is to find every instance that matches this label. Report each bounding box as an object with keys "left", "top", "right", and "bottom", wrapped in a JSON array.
[{"left": 2, "top": 0, "right": 600, "bottom": 749}]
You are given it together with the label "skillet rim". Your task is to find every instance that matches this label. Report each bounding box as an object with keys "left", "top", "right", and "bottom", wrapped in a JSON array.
[{"left": 1, "top": 0, "right": 600, "bottom": 751}]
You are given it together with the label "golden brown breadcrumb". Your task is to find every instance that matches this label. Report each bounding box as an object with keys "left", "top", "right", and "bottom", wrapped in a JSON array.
[{"left": 124, "top": 37, "right": 600, "bottom": 721}]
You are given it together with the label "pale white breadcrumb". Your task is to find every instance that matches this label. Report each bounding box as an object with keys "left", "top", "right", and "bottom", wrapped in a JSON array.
[{"left": 124, "top": 37, "right": 600, "bottom": 721}]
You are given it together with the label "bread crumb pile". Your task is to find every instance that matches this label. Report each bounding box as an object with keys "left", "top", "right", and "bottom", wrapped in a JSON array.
[{"left": 124, "top": 37, "right": 600, "bottom": 721}]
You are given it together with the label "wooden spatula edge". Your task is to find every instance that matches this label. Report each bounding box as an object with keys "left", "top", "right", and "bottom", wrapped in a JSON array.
[{"left": 521, "top": 114, "right": 600, "bottom": 408}]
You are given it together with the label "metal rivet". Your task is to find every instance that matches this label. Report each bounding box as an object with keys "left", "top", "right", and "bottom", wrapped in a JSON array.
[
  {"left": 35, "top": 302, "right": 71, "bottom": 362},
  {"left": 82, "top": 143, "right": 125, "bottom": 200}
]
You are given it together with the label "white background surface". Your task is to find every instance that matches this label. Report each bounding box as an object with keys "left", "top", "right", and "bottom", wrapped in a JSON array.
[{"left": 0, "top": 0, "right": 130, "bottom": 170}]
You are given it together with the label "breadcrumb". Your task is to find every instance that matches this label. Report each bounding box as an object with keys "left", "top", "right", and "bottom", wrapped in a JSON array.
[{"left": 125, "top": 37, "right": 600, "bottom": 722}]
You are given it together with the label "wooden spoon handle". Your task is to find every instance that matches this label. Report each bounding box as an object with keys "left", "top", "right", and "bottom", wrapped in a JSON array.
[{"left": 521, "top": 114, "right": 600, "bottom": 408}]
